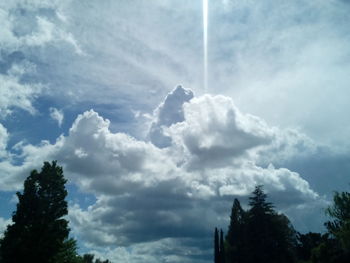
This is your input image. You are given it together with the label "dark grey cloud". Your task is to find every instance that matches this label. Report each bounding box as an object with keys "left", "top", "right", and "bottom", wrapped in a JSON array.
[{"left": 276, "top": 149, "right": 350, "bottom": 196}]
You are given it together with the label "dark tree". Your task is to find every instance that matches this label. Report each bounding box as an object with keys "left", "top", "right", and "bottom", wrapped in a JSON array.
[
  {"left": 0, "top": 161, "right": 70, "bottom": 263},
  {"left": 310, "top": 233, "right": 345, "bottom": 263},
  {"left": 82, "top": 254, "right": 95, "bottom": 263},
  {"left": 215, "top": 227, "right": 220, "bottom": 263},
  {"left": 81, "top": 254, "right": 111, "bottom": 263},
  {"left": 224, "top": 186, "right": 297, "bottom": 263},
  {"left": 225, "top": 198, "right": 247, "bottom": 263},
  {"left": 325, "top": 191, "right": 350, "bottom": 251},
  {"left": 296, "top": 232, "right": 323, "bottom": 261},
  {"left": 246, "top": 185, "right": 296, "bottom": 263},
  {"left": 220, "top": 229, "right": 225, "bottom": 263},
  {"left": 95, "top": 259, "right": 111, "bottom": 263},
  {"left": 248, "top": 185, "right": 274, "bottom": 215},
  {"left": 311, "top": 190, "right": 350, "bottom": 263},
  {"left": 52, "top": 238, "right": 83, "bottom": 263},
  {"left": 226, "top": 199, "right": 246, "bottom": 245}
]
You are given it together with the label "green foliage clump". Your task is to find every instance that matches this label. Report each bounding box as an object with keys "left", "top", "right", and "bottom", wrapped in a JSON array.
[
  {"left": 310, "top": 191, "right": 350, "bottom": 263},
  {"left": 326, "top": 191, "right": 350, "bottom": 253}
]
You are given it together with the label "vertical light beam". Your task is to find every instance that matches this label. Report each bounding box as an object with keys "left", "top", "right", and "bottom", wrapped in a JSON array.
[{"left": 203, "top": 0, "right": 208, "bottom": 91}]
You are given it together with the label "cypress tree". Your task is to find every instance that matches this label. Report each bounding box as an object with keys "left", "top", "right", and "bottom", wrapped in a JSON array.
[
  {"left": 215, "top": 227, "right": 220, "bottom": 263},
  {"left": 225, "top": 198, "right": 247, "bottom": 263},
  {"left": 220, "top": 229, "right": 226, "bottom": 263}
]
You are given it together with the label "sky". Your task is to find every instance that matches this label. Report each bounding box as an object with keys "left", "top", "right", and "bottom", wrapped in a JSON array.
[{"left": 1, "top": 0, "right": 350, "bottom": 262}]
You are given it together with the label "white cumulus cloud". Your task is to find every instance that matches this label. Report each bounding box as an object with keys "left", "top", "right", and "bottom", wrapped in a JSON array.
[{"left": 0, "top": 87, "right": 328, "bottom": 262}]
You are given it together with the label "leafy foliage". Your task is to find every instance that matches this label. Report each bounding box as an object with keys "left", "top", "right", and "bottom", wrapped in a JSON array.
[
  {"left": 310, "top": 190, "right": 350, "bottom": 263},
  {"left": 296, "top": 232, "right": 323, "bottom": 261},
  {"left": 52, "top": 238, "right": 83, "bottom": 263},
  {"left": 326, "top": 191, "right": 350, "bottom": 252}
]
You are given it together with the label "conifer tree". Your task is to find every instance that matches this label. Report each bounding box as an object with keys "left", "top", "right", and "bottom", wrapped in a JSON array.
[
  {"left": 225, "top": 198, "right": 247, "bottom": 263},
  {"left": 220, "top": 229, "right": 225, "bottom": 263},
  {"left": 224, "top": 186, "right": 297, "bottom": 263},
  {"left": 214, "top": 227, "right": 220, "bottom": 263},
  {"left": 246, "top": 185, "right": 296, "bottom": 263},
  {"left": 248, "top": 185, "right": 274, "bottom": 215},
  {"left": 0, "top": 161, "right": 70, "bottom": 263}
]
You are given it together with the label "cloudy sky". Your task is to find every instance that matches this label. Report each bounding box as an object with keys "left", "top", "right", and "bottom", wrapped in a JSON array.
[{"left": 1, "top": 0, "right": 350, "bottom": 262}]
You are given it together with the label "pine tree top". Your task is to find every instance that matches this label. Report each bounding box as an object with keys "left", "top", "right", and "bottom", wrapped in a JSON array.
[{"left": 248, "top": 185, "right": 274, "bottom": 214}]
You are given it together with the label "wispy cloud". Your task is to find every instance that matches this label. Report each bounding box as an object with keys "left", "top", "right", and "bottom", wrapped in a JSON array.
[
  {"left": 0, "top": 0, "right": 82, "bottom": 116},
  {"left": 0, "top": 62, "right": 42, "bottom": 116},
  {"left": 49, "top": 107, "right": 64, "bottom": 127}
]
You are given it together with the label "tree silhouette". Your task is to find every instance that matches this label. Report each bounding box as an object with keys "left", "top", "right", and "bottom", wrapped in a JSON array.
[
  {"left": 52, "top": 238, "right": 82, "bottom": 263},
  {"left": 325, "top": 191, "right": 350, "bottom": 252},
  {"left": 214, "top": 227, "right": 220, "bottom": 263},
  {"left": 296, "top": 232, "right": 323, "bottom": 261},
  {"left": 83, "top": 254, "right": 95, "bottom": 263},
  {"left": 248, "top": 185, "right": 274, "bottom": 215},
  {"left": 214, "top": 227, "right": 226, "bottom": 263},
  {"left": 225, "top": 198, "right": 247, "bottom": 263},
  {"left": 81, "top": 254, "right": 111, "bottom": 263},
  {"left": 220, "top": 229, "right": 225, "bottom": 263},
  {"left": 0, "top": 161, "right": 70, "bottom": 263},
  {"left": 224, "top": 185, "right": 297, "bottom": 263},
  {"left": 247, "top": 185, "right": 296, "bottom": 263},
  {"left": 311, "top": 190, "right": 350, "bottom": 263}
]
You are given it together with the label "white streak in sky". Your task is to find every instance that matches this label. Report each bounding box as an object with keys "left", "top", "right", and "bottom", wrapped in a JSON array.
[{"left": 203, "top": 0, "right": 208, "bottom": 91}]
